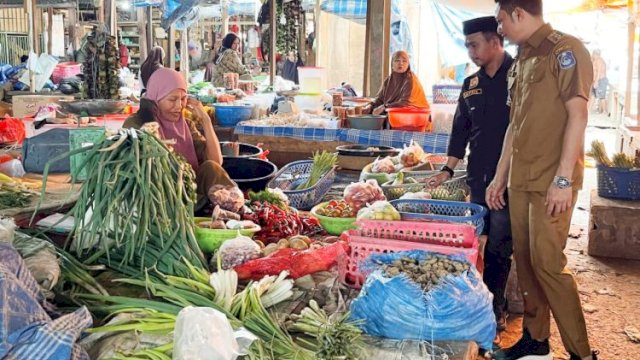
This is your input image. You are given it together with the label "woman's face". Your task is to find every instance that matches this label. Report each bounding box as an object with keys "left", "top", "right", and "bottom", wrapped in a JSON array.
[
  {"left": 157, "top": 89, "right": 187, "bottom": 122},
  {"left": 232, "top": 38, "right": 241, "bottom": 51},
  {"left": 392, "top": 55, "right": 409, "bottom": 73}
]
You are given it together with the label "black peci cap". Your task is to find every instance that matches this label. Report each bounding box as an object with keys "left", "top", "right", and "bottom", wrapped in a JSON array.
[{"left": 462, "top": 16, "right": 499, "bottom": 36}]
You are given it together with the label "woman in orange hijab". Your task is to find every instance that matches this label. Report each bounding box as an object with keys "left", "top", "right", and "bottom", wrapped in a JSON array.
[{"left": 371, "top": 50, "right": 430, "bottom": 114}]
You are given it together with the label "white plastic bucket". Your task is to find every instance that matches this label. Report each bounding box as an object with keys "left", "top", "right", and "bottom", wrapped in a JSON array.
[{"left": 297, "top": 67, "right": 326, "bottom": 94}]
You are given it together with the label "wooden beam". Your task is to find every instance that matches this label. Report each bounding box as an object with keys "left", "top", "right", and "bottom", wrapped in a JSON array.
[
  {"left": 625, "top": 0, "right": 635, "bottom": 118},
  {"left": 26, "top": 0, "right": 36, "bottom": 90},
  {"left": 365, "top": 0, "right": 391, "bottom": 97},
  {"left": 68, "top": 8, "right": 80, "bottom": 56},
  {"left": 222, "top": 0, "right": 229, "bottom": 34},
  {"left": 169, "top": 25, "right": 176, "bottom": 70},
  {"left": 47, "top": 8, "right": 53, "bottom": 55},
  {"left": 180, "top": 30, "right": 188, "bottom": 81},
  {"left": 270, "top": 0, "right": 276, "bottom": 86},
  {"left": 33, "top": 5, "right": 41, "bottom": 54}
]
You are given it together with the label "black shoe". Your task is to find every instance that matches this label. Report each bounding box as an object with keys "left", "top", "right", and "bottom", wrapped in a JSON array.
[
  {"left": 492, "top": 329, "right": 551, "bottom": 360},
  {"left": 496, "top": 312, "right": 508, "bottom": 332},
  {"left": 569, "top": 350, "right": 599, "bottom": 360}
]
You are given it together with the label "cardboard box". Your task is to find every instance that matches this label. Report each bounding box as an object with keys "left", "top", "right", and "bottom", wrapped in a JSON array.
[{"left": 12, "top": 95, "right": 73, "bottom": 118}]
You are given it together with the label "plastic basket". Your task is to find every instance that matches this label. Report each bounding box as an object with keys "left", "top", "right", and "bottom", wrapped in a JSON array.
[
  {"left": 432, "top": 85, "right": 462, "bottom": 104},
  {"left": 194, "top": 218, "right": 261, "bottom": 253},
  {"left": 267, "top": 160, "right": 336, "bottom": 210},
  {"left": 386, "top": 107, "right": 431, "bottom": 132},
  {"left": 597, "top": 165, "right": 640, "bottom": 200},
  {"left": 339, "top": 220, "right": 479, "bottom": 288},
  {"left": 389, "top": 199, "right": 486, "bottom": 235},
  {"left": 381, "top": 172, "right": 468, "bottom": 200}
]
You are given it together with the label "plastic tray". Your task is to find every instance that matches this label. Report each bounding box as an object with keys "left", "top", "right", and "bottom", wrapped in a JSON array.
[
  {"left": 389, "top": 199, "right": 486, "bottom": 235},
  {"left": 597, "top": 165, "right": 640, "bottom": 200},
  {"left": 339, "top": 220, "right": 479, "bottom": 288},
  {"left": 194, "top": 217, "right": 261, "bottom": 253},
  {"left": 381, "top": 171, "right": 468, "bottom": 200},
  {"left": 267, "top": 160, "right": 336, "bottom": 210}
]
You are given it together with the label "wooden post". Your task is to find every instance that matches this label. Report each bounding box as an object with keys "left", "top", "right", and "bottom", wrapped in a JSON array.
[
  {"left": 364, "top": 0, "right": 391, "bottom": 96},
  {"left": 625, "top": 0, "right": 635, "bottom": 118},
  {"left": 47, "top": 8, "right": 53, "bottom": 55},
  {"left": 180, "top": 30, "right": 188, "bottom": 81},
  {"left": 98, "top": 0, "right": 105, "bottom": 25},
  {"left": 270, "top": 0, "right": 276, "bottom": 86},
  {"left": 222, "top": 0, "right": 229, "bottom": 35},
  {"left": 33, "top": 4, "right": 42, "bottom": 54},
  {"left": 26, "top": 0, "right": 36, "bottom": 91},
  {"left": 68, "top": 8, "right": 80, "bottom": 56},
  {"left": 146, "top": 6, "right": 153, "bottom": 52},
  {"left": 169, "top": 25, "right": 176, "bottom": 70}
]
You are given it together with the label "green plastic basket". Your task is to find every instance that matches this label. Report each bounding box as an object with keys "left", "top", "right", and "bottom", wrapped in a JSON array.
[
  {"left": 310, "top": 202, "right": 357, "bottom": 236},
  {"left": 194, "top": 217, "right": 261, "bottom": 253}
]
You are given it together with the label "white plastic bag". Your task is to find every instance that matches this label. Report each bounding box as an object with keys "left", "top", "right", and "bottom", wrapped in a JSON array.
[
  {"left": 356, "top": 200, "right": 401, "bottom": 221},
  {"left": 0, "top": 159, "right": 25, "bottom": 177},
  {"left": 173, "top": 306, "right": 257, "bottom": 360}
]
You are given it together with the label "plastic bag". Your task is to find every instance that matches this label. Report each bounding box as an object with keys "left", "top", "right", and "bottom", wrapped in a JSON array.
[
  {"left": 343, "top": 180, "right": 386, "bottom": 210},
  {"left": 0, "top": 217, "right": 16, "bottom": 243},
  {"left": 399, "top": 191, "right": 433, "bottom": 200},
  {"left": 208, "top": 185, "right": 245, "bottom": 213},
  {"left": 356, "top": 201, "right": 401, "bottom": 221},
  {"left": 349, "top": 250, "right": 496, "bottom": 350},
  {"left": 234, "top": 241, "right": 347, "bottom": 280},
  {"left": 12, "top": 232, "right": 60, "bottom": 291},
  {"left": 399, "top": 139, "right": 426, "bottom": 168},
  {"left": 0, "top": 116, "right": 26, "bottom": 145},
  {"left": 217, "top": 233, "right": 261, "bottom": 270},
  {"left": 371, "top": 156, "right": 396, "bottom": 174},
  {"left": 173, "top": 306, "right": 257, "bottom": 360}
]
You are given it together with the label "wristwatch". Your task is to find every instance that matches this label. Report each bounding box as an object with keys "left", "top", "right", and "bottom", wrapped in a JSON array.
[
  {"left": 553, "top": 176, "right": 573, "bottom": 189},
  {"left": 441, "top": 165, "right": 454, "bottom": 178}
]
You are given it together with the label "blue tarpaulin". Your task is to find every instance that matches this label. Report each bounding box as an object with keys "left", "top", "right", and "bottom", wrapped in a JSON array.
[{"left": 430, "top": 2, "right": 483, "bottom": 67}]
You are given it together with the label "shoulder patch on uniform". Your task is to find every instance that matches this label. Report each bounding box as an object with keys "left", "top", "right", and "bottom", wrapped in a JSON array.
[
  {"left": 547, "top": 31, "right": 564, "bottom": 44},
  {"left": 469, "top": 76, "right": 479, "bottom": 89},
  {"left": 557, "top": 50, "right": 576, "bottom": 70},
  {"left": 463, "top": 89, "right": 483, "bottom": 99}
]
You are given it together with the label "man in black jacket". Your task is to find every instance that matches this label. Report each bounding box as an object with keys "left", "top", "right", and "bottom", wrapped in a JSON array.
[{"left": 428, "top": 16, "right": 514, "bottom": 335}]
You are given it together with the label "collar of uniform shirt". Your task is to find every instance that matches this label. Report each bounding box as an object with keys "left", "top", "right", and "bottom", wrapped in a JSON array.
[{"left": 526, "top": 23, "right": 554, "bottom": 49}]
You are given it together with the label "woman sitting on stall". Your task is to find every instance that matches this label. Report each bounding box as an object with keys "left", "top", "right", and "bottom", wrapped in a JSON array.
[
  {"left": 212, "top": 33, "right": 250, "bottom": 88},
  {"left": 371, "top": 50, "right": 429, "bottom": 115},
  {"left": 140, "top": 46, "right": 165, "bottom": 91},
  {"left": 123, "top": 68, "right": 235, "bottom": 211}
]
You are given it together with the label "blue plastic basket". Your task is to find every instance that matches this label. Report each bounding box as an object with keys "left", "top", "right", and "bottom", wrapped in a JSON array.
[
  {"left": 267, "top": 160, "right": 336, "bottom": 210},
  {"left": 389, "top": 199, "right": 487, "bottom": 235},
  {"left": 597, "top": 165, "right": 640, "bottom": 200}
]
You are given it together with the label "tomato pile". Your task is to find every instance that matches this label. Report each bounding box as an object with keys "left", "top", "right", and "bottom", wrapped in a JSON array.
[{"left": 315, "top": 200, "right": 357, "bottom": 218}]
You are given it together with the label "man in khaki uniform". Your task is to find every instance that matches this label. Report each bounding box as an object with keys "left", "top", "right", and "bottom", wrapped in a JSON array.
[{"left": 487, "top": 1, "right": 598, "bottom": 359}]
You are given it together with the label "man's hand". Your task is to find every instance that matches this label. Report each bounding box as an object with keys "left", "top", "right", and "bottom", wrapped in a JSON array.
[
  {"left": 372, "top": 105, "right": 385, "bottom": 115},
  {"left": 486, "top": 177, "right": 507, "bottom": 210},
  {"left": 426, "top": 172, "right": 450, "bottom": 188},
  {"left": 545, "top": 184, "right": 573, "bottom": 217}
]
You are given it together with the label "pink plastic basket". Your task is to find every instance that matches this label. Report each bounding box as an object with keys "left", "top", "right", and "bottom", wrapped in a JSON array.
[
  {"left": 339, "top": 220, "right": 479, "bottom": 289},
  {"left": 52, "top": 62, "right": 82, "bottom": 84}
]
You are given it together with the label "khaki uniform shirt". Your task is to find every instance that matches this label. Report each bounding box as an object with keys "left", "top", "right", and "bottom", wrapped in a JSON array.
[{"left": 508, "top": 24, "right": 593, "bottom": 191}]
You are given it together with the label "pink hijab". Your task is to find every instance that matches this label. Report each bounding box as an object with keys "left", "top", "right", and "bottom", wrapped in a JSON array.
[{"left": 145, "top": 68, "right": 200, "bottom": 171}]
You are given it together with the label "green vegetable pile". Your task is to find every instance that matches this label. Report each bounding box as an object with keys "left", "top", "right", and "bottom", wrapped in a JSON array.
[
  {"left": 36, "top": 129, "right": 206, "bottom": 277},
  {"left": 296, "top": 151, "right": 337, "bottom": 190}
]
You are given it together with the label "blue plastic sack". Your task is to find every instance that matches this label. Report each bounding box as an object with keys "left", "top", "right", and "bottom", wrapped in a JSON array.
[{"left": 349, "top": 250, "right": 496, "bottom": 350}]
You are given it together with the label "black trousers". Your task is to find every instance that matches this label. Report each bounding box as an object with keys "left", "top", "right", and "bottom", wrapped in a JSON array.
[{"left": 471, "top": 189, "right": 513, "bottom": 316}]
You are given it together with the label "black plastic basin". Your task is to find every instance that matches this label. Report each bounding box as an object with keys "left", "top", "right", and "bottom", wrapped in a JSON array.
[
  {"left": 221, "top": 157, "right": 278, "bottom": 192},
  {"left": 220, "top": 142, "right": 263, "bottom": 159}
]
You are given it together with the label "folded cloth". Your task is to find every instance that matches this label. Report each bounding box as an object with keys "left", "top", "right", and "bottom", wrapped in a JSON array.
[{"left": 0, "top": 243, "right": 92, "bottom": 360}]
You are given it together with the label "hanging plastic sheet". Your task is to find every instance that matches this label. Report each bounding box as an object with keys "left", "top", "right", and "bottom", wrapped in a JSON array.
[
  {"left": 349, "top": 250, "right": 496, "bottom": 350},
  {"left": 430, "top": 2, "right": 483, "bottom": 67},
  {"left": 161, "top": 0, "right": 200, "bottom": 30}
]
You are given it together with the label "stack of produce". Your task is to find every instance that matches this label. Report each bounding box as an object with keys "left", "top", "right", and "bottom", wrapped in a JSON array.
[
  {"left": 82, "top": 27, "right": 120, "bottom": 99},
  {"left": 0, "top": 173, "right": 39, "bottom": 210},
  {"left": 36, "top": 129, "right": 206, "bottom": 277},
  {"left": 588, "top": 140, "right": 639, "bottom": 169}
]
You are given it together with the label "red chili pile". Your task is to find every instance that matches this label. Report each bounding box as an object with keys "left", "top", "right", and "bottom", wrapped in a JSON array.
[{"left": 242, "top": 201, "right": 324, "bottom": 243}]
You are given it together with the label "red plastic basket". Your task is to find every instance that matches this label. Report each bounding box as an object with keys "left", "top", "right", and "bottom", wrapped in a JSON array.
[
  {"left": 386, "top": 107, "right": 431, "bottom": 132},
  {"left": 339, "top": 220, "right": 479, "bottom": 288}
]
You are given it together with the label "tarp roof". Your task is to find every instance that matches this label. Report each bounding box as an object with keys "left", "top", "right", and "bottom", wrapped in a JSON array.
[{"left": 1, "top": 0, "right": 96, "bottom": 7}]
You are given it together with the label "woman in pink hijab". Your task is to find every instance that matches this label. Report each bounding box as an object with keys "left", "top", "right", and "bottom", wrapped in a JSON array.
[{"left": 124, "top": 68, "right": 235, "bottom": 211}]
